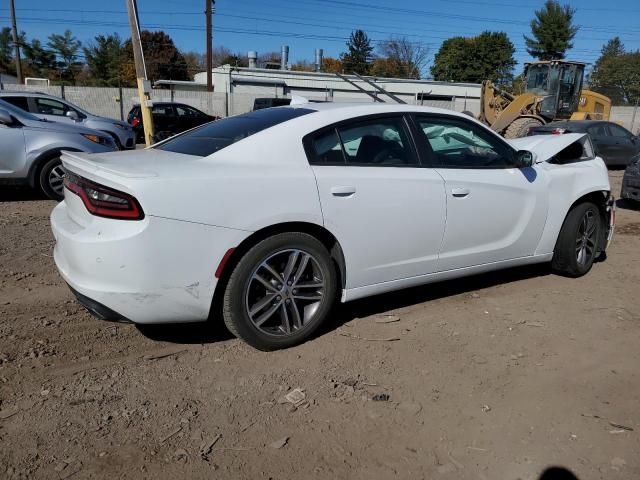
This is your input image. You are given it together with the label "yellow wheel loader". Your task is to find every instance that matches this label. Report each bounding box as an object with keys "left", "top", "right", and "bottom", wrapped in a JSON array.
[{"left": 478, "top": 60, "right": 612, "bottom": 138}]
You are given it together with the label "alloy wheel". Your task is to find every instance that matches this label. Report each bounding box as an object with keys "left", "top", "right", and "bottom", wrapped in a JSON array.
[
  {"left": 244, "top": 249, "right": 325, "bottom": 337},
  {"left": 48, "top": 164, "right": 66, "bottom": 196},
  {"left": 576, "top": 209, "right": 597, "bottom": 266}
]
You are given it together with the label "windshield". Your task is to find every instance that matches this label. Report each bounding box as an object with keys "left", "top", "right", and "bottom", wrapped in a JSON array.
[
  {"left": 526, "top": 64, "right": 552, "bottom": 94},
  {"left": 156, "top": 107, "right": 315, "bottom": 157},
  {"left": 0, "top": 98, "right": 41, "bottom": 121}
]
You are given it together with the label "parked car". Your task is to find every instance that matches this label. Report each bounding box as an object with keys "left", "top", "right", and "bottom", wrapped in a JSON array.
[
  {"left": 52, "top": 103, "right": 615, "bottom": 350},
  {"left": 528, "top": 120, "right": 640, "bottom": 167},
  {"left": 127, "top": 102, "right": 218, "bottom": 143},
  {"left": 621, "top": 153, "right": 640, "bottom": 203},
  {"left": 253, "top": 98, "right": 291, "bottom": 110},
  {"left": 0, "top": 99, "right": 117, "bottom": 201},
  {"left": 0, "top": 91, "right": 136, "bottom": 150}
]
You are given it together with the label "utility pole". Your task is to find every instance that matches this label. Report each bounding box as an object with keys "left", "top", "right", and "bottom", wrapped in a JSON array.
[
  {"left": 205, "top": 0, "right": 215, "bottom": 92},
  {"left": 125, "top": 0, "right": 154, "bottom": 146},
  {"left": 9, "top": 0, "right": 23, "bottom": 84}
]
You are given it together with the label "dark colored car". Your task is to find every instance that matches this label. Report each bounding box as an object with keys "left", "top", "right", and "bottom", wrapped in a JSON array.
[
  {"left": 252, "top": 98, "right": 292, "bottom": 111},
  {"left": 528, "top": 120, "right": 640, "bottom": 167},
  {"left": 621, "top": 153, "right": 640, "bottom": 203},
  {"left": 127, "top": 102, "right": 218, "bottom": 143}
]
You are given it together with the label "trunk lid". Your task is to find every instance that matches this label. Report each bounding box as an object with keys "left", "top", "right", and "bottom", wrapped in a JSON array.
[{"left": 61, "top": 148, "right": 201, "bottom": 180}]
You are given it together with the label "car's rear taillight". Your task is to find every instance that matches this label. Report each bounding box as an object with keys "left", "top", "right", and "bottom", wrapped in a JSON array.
[
  {"left": 130, "top": 117, "right": 140, "bottom": 127},
  {"left": 550, "top": 128, "right": 566, "bottom": 135},
  {"left": 63, "top": 172, "right": 144, "bottom": 220}
]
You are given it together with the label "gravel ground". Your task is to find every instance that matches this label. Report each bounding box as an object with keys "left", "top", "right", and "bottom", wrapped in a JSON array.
[{"left": 1, "top": 171, "right": 639, "bottom": 480}]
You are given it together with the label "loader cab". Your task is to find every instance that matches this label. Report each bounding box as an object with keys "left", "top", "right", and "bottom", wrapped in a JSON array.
[{"left": 524, "top": 61, "right": 585, "bottom": 120}]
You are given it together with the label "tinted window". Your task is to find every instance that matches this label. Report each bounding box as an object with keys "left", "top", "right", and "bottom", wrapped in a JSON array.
[
  {"left": 415, "top": 116, "right": 515, "bottom": 168},
  {"left": 176, "top": 105, "right": 202, "bottom": 117},
  {"left": 587, "top": 124, "right": 607, "bottom": 137},
  {"left": 156, "top": 107, "right": 315, "bottom": 157},
  {"left": 608, "top": 124, "right": 631, "bottom": 138},
  {"left": 337, "top": 117, "right": 417, "bottom": 166},
  {"left": 2, "top": 96, "right": 29, "bottom": 111},
  {"left": 152, "top": 104, "right": 174, "bottom": 116},
  {"left": 311, "top": 129, "right": 344, "bottom": 164},
  {"left": 35, "top": 98, "right": 69, "bottom": 116}
]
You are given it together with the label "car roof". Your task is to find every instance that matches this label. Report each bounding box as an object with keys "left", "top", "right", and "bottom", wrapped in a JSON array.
[
  {"left": 0, "top": 91, "right": 58, "bottom": 98},
  {"left": 283, "top": 101, "right": 475, "bottom": 119}
]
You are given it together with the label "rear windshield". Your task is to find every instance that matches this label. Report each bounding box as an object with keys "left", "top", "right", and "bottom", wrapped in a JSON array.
[{"left": 155, "top": 107, "right": 315, "bottom": 157}]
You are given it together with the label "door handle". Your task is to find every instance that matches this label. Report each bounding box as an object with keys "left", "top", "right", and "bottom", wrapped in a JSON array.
[
  {"left": 451, "top": 187, "right": 470, "bottom": 198},
  {"left": 331, "top": 186, "right": 356, "bottom": 197}
]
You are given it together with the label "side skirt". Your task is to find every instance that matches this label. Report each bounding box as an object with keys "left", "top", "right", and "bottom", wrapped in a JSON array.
[{"left": 341, "top": 253, "right": 553, "bottom": 303}]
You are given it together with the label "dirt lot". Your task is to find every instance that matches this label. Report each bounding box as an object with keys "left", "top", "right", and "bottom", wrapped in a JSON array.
[{"left": 1, "top": 171, "right": 639, "bottom": 480}]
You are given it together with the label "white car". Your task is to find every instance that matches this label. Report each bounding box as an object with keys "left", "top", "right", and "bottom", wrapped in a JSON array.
[{"left": 51, "top": 103, "right": 615, "bottom": 350}]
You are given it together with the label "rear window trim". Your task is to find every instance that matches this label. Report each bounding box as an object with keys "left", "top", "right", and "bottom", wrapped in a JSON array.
[{"left": 154, "top": 107, "right": 315, "bottom": 157}]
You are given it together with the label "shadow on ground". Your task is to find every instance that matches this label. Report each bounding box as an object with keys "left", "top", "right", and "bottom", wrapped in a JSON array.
[
  {"left": 0, "top": 186, "right": 47, "bottom": 202},
  {"left": 138, "top": 263, "right": 551, "bottom": 345}
]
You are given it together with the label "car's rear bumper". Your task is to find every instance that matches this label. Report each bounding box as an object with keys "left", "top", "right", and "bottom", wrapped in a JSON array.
[{"left": 51, "top": 199, "right": 248, "bottom": 324}]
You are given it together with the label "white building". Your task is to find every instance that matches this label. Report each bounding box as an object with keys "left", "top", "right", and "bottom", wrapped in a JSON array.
[{"left": 157, "top": 65, "right": 482, "bottom": 115}]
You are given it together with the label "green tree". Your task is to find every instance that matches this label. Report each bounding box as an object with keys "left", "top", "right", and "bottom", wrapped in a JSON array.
[
  {"left": 23, "top": 39, "right": 56, "bottom": 78},
  {"left": 524, "top": 1, "right": 579, "bottom": 60},
  {"left": 340, "top": 30, "right": 373, "bottom": 75},
  {"left": 590, "top": 38, "right": 640, "bottom": 105},
  {"left": 83, "top": 33, "right": 123, "bottom": 86},
  {"left": 431, "top": 31, "right": 516, "bottom": 84},
  {"left": 0, "top": 27, "right": 14, "bottom": 74},
  {"left": 121, "top": 31, "right": 190, "bottom": 84},
  {"left": 47, "top": 30, "right": 82, "bottom": 83}
]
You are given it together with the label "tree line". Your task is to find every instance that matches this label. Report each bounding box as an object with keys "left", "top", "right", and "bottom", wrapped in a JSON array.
[{"left": 0, "top": 0, "right": 637, "bottom": 105}]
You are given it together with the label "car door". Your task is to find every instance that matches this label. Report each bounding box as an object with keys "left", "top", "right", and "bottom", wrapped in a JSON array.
[
  {"left": 32, "top": 97, "right": 75, "bottom": 124},
  {"left": 308, "top": 114, "right": 446, "bottom": 289},
  {"left": 151, "top": 104, "right": 177, "bottom": 134},
  {"left": 175, "top": 105, "right": 205, "bottom": 131},
  {"left": 0, "top": 120, "right": 27, "bottom": 176},
  {"left": 412, "top": 114, "right": 548, "bottom": 272},
  {"left": 586, "top": 123, "right": 612, "bottom": 162},
  {"left": 607, "top": 123, "right": 638, "bottom": 166}
]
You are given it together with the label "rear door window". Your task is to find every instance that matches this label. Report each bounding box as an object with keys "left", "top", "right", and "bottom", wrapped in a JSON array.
[
  {"left": 2, "top": 96, "right": 29, "bottom": 111},
  {"left": 156, "top": 107, "right": 315, "bottom": 157}
]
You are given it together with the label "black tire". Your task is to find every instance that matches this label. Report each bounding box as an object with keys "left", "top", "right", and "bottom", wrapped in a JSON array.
[
  {"left": 504, "top": 117, "right": 544, "bottom": 139},
  {"left": 38, "top": 156, "right": 65, "bottom": 201},
  {"left": 222, "top": 232, "right": 338, "bottom": 350},
  {"left": 552, "top": 202, "right": 602, "bottom": 277}
]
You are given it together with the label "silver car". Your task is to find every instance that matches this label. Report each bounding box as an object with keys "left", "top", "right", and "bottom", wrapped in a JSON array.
[
  {"left": 0, "top": 99, "right": 117, "bottom": 200},
  {"left": 0, "top": 91, "right": 136, "bottom": 150}
]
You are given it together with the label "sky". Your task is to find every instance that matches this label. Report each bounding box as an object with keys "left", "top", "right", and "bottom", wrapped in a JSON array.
[{"left": 2, "top": 0, "right": 640, "bottom": 77}]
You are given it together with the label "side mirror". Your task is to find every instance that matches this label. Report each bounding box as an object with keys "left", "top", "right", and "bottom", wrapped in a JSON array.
[
  {"left": 515, "top": 150, "right": 535, "bottom": 168},
  {"left": 0, "top": 109, "right": 13, "bottom": 125},
  {"left": 66, "top": 110, "right": 79, "bottom": 121}
]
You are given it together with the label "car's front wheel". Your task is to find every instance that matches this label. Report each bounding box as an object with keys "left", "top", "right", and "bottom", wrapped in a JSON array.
[
  {"left": 222, "top": 233, "right": 338, "bottom": 350},
  {"left": 552, "top": 202, "right": 603, "bottom": 277},
  {"left": 38, "top": 156, "right": 65, "bottom": 201}
]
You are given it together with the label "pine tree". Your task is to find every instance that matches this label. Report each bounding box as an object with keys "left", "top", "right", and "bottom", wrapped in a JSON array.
[
  {"left": 340, "top": 30, "right": 373, "bottom": 75},
  {"left": 524, "top": 1, "right": 579, "bottom": 60}
]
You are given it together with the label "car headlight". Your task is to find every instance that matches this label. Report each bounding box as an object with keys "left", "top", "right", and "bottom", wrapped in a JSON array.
[
  {"left": 112, "top": 123, "right": 130, "bottom": 131},
  {"left": 81, "top": 133, "right": 112, "bottom": 146}
]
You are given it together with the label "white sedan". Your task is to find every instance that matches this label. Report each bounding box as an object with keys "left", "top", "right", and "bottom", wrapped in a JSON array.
[{"left": 51, "top": 103, "right": 615, "bottom": 350}]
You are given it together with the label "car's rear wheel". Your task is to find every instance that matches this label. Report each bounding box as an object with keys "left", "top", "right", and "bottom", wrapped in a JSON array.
[
  {"left": 38, "top": 156, "right": 65, "bottom": 201},
  {"left": 222, "top": 233, "right": 338, "bottom": 350},
  {"left": 552, "top": 202, "right": 602, "bottom": 277}
]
